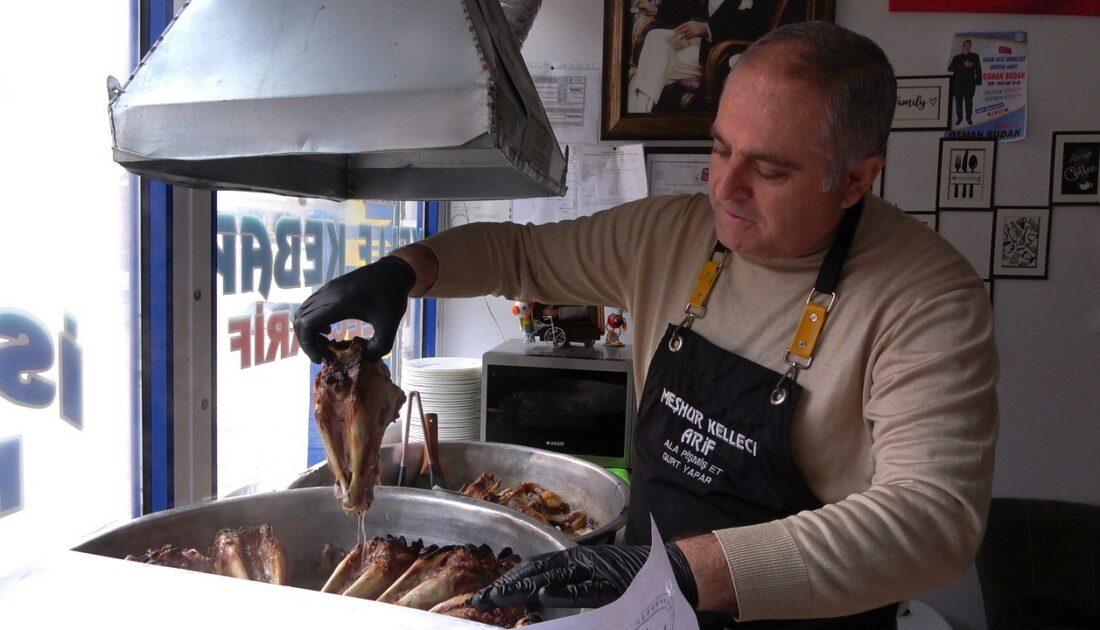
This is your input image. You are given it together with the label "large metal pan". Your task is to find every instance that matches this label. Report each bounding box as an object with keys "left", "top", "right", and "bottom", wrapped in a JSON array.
[
  {"left": 289, "top": 441, "right": 629, "bottom": 544},
  {"left": 73, "top": 486, "right": 574, "bottom": 592}
]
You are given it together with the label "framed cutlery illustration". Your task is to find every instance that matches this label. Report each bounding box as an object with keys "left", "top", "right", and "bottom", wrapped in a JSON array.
[{"left": 937, "top": 138, "right": 997, "bottom": 209}]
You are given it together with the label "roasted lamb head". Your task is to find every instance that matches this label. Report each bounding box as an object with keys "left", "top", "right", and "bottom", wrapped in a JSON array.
[
  {"left": 377, "top": 543, "right": 521, "bottom": 610},
  {"left": 314, "top": 337, "right": 406, "bottom": 516},
  {"left": 210, "top": 524, "right": 288, "bottom": 584},
  {"left": 321, "top": 535, "right": 425, "bottom": 599},
  {"left": 125, "top": 544, "right": 212, "bottom": 573},
  {"left": 125, "top": 524, "right": 287, "bottom": 585},
  {"left": 430, "top": 592, "right": 543, "bottom": 628}
]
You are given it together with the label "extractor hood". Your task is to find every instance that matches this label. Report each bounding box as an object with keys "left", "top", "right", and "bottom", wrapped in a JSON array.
[{"left": 107, "top": 0, "right": 566, "bottom": 201}]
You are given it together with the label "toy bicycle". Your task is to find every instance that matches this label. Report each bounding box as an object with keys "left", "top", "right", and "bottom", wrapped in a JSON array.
[{"left": 529, "top": 315, "right": 567, "bottom": 348}]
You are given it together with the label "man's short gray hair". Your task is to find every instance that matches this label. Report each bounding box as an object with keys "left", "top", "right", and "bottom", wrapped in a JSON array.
[{"left": 734, "top": 21, "right": 896, "bottom": 192}]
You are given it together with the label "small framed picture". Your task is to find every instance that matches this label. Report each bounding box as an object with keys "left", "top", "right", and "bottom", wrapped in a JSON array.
[
  {"left": 892, "top": 75, "right": 950, "bottom": 131},
  {"left": 937, "top": 138, "right": 997, "bottom": 210},
  {"left": 1049, "top": 131, "right": 1100, "bottom": 205},
  {"left": 909, "top": 212, "right": 938, "bottom": 231},
  {"left": 992, "top": 206, "right": 1051, "bottom": 279},
  {"left": 644, "top": 146, "right": 711, "bottom": 196}
]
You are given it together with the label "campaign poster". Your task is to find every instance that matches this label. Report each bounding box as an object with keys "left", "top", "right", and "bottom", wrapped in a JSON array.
[{"left": 945, "top": 31, "right": 1028, "bottom": 142}]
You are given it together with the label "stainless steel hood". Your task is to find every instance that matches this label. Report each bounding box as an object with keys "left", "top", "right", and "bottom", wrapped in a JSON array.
[{"left": 107, "top": 0, "right": 566, "bottom": 201}]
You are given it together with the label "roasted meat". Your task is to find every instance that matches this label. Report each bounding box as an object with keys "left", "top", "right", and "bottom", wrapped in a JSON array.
[
  {"left": 321, "top": 535, "right": 425, "bottom": 599},
  {"left": 125, "top": 544, "right": 212, "bottom": 573},
  {"left": 377, "top": 543, "right": 521, "bottom": 610},
  {"left": 125, "top": 524, "right": 287, "bottom": 585},
  {"left": 430, "top": 592, "right": 543, "bottom": 627},
  {"left": 210, "top": 524, "right": 288, "bottom": 584},
  {"left": 460, "top": 473, "right": 592, "bottom": 536},
  {"left": 314, "top": 337, "right": 406, "bottom": 516}
]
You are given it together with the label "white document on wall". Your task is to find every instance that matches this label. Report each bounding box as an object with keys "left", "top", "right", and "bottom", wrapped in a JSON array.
[
  {"left": 577, "top": 143, "right": 649, "bottom": 217},
  {"left": 528, "top": 63, "right": 602, "bottom": 145},
  {"left": 513, "top": 147, "right": 579, "bottom": 225},
  {"left": 513, "top": 144, "right": 648, "bottom": 224},
  {"left": 532, "top": 516, "right": 700, "bottom": 630}
]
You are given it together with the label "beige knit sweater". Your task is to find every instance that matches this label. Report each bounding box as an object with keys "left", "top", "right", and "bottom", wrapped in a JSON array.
[{"left": 422, "top": 193, "right": 999, "bottom": 621}]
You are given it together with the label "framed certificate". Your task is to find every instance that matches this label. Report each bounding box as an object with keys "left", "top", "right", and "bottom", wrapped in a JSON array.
[{"left": 644, "top": 146, "right": 711, "bottom": 196}]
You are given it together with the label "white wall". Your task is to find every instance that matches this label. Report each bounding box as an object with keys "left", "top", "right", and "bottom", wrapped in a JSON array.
[{"left": 440, "top": 3, "right": 1100, "bottom": 628}]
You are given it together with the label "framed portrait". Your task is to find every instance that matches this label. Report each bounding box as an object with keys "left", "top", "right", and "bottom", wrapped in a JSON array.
[
  {"left": 601, "top": 0, "right": 836, "bottom": 140},
  {"left": 644, "top": 146, "right": 711, "bottom": 196},
  {"left": 991, "top": 206, "right": 1051, "bottom": 279},
  {"left": 1049, "top": 131, "right": 1100, "bottom": 205},
  {"left": 936, "top": 138, "right": 997, "bottom": 210},
  {"left": 892, "top": 75, "right": 950, "bottom": 131}
]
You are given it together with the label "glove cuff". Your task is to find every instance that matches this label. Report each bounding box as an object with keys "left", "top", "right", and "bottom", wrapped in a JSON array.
[
  {"left": 664, "top": 542, "right": 700, "bottom": 609},
  {"left": 376, "top": 255, "right": 417, "bottom": 294}
]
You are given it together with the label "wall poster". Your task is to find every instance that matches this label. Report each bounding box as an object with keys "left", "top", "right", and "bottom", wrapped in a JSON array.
[{"left": 944, "top": 31, "right": 1027, "bottom": 142}]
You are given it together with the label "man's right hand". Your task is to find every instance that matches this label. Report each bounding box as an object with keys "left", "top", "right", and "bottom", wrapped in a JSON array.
[{"left": 293, "top": 256, "right": 417, "bottom": 364}]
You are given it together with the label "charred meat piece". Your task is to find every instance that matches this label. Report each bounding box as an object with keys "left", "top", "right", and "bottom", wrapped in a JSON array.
[
  {"left": 210, "top": 524, "right": 288, "bottom": 585},
  {"left": 125, "top": 544, "right": 212, "bottom": 573},
  {"left": 321, "top": 535, "right": 425, "bottom": 599},
  {"left": 124, "top": 524, "right": 287, "bottom": 585},
  {"left": 463, "top": 476, "right": 592, "bottom": 536},
  {"left": 377, "top": 544, "right": 521, "bottom": 610},
  {"left": 460, "top": 472, "right": 503, "bottom": 501},
  {"left": 430, "top": 592, "right": 542, "bottom": 628},
  {"left": 319, "top": 543, "right": 346, "bottom": 577},
  {"left": 314, "top": 337, "right": 406, "bottom": 516}
]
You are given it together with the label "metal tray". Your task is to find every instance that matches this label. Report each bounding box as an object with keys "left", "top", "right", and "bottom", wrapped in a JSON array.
[
  {"left": 288, "top": 441, "right": 630, "bottom": 544},
  {"left": 73, "top": 486, "right": 574, "bottom": 592}
]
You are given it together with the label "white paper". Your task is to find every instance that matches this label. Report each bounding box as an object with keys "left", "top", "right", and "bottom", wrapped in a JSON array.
[
  {"left": 529, "top": 64, "right": 602, "bottom": 145},
  {"left": 513, "top": 144, "right": 648, "bottom": 224},
  {"left": 513, "top": 147, "right": 579, "bottom": 225},
  {"left": 532, "top": 516, "right": 701, "bottom": 630},
  {"left": 576, "top": 144, "right": 649, "bottom": 217}
]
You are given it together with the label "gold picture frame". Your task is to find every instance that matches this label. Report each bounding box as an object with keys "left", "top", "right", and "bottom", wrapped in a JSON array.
[{"left": 601, "top": 0, "right": 836, "bottom": 140}]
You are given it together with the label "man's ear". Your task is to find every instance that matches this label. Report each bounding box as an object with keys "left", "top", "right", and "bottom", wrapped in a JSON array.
[{"left": 840, "top": 155, "right": 886, "bottom": 209}]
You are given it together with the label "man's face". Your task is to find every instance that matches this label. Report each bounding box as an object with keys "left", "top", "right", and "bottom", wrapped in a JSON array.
[
  {"left": 962, "top": 41, "right": 972, "bottom": 54},
  {"left": 708, "top": 56, "right": 861, "bottom": 259}
]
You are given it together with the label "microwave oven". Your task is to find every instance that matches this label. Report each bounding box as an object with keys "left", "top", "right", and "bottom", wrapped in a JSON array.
[{"left": 481, "top": 339, "right": 635, "bottom": 468}]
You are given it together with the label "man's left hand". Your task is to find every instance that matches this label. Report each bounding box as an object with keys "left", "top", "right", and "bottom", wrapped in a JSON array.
[{"left": 471, "top": 544, "right": 699, "bottom": 611}]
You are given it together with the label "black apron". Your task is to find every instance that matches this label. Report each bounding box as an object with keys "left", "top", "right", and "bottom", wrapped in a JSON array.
[{"left": 626, "top": 202, "right": 897, "bottom": 629}]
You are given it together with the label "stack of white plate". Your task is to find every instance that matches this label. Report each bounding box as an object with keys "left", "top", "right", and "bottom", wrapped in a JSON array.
[{"left": 400, "top": 357, "right": 483, "bottom": 442}]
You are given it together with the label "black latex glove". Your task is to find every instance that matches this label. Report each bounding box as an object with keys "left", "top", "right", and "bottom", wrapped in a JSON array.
[
  {"left": 292, "top": 256, "right": 416, "bottom": 363},
  {"left": 472, "top": 543, "right": 699, "bottom": 611}
]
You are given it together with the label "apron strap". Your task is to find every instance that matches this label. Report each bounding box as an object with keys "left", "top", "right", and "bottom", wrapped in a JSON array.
[{"left": 772, "top": 200, "right": 865, "bottom": 404}]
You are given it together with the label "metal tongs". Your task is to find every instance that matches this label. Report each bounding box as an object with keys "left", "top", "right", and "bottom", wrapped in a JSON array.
[
  {"left": 417, "top": 412, "right": 447, "bottom": 490},
  {"left": 395, "top": 390, "right": 424, "bottom": 487}
]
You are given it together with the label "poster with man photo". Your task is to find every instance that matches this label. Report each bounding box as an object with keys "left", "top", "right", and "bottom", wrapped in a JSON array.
[{"left": 945, "top": 31, "right": 1027, "bottom": 143}]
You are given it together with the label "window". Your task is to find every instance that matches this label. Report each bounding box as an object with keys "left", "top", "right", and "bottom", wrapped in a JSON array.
[
  {"left": 0, "top": 3, "right": 136, "bottom": 574},
  {"left": 214, "top": 193, "right": 425, "bottom": 495}
]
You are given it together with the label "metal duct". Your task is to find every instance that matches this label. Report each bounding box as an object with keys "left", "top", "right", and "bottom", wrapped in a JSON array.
[{"left": 107, "top": 0, "right": 565, "bottom": 201}]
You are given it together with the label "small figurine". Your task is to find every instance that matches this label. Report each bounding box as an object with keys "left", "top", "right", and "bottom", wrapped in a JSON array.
[
  {"left": 604, "top": 310, "right": 627, "bottom": 347},
  {"left": 511, "top": 301, "right": 536, "bottom": 343}
]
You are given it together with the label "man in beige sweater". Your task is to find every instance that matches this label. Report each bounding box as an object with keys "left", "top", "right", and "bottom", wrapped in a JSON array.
[{"left": 295, "top": 22, "right": 998, "bottom": 629}]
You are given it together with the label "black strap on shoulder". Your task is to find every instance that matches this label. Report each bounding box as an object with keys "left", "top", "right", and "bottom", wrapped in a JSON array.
[{"left": 814, "top": 199, "right": 864, "bottom": 294}]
